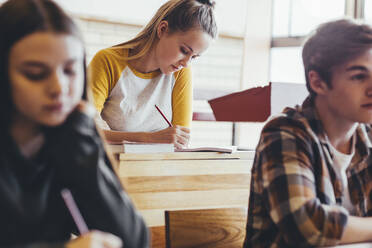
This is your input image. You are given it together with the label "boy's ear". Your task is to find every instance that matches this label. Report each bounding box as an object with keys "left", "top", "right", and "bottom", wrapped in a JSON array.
[
  {"left": 157, "top": 20, "right": 169, "bottom": 39},
  {"left": 308, "top": 70, "right": 330, "bottom": 95}
]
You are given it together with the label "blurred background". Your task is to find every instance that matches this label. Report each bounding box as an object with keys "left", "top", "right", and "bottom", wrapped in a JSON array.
[{"left": 2, "top": 0, "right": 368, "bottom": 148}]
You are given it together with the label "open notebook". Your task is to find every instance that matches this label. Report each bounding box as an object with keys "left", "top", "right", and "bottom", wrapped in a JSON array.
[
  {"left": 106, "top": 141, "right": 174, "bottom": 154},
  {"left": 175, "top": 146, "right": 237, "bottom": 153},
  {"left": 106, "top": 141, "right": 236, "bottom": 154}
]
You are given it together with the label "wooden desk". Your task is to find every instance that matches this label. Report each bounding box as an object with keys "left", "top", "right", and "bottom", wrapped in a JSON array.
[
  {"left": 117, "top": 151, "right": 254, "bottom": 248},
  {"left": 325, "top": 244, "right": 372, "bottom": 248}
]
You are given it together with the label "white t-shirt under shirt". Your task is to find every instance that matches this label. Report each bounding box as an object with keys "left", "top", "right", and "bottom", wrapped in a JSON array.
[{"left": 329, "top": 137, "right": 356, "bottom": 214}]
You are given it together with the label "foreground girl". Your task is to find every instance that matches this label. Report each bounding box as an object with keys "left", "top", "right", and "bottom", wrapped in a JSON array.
[{"left": 0, "top": 0, "right": 149, "bottom": 247}]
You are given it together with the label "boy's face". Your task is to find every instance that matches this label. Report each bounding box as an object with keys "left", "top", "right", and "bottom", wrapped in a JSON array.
[{"left": 323, "top": 48, "right": 372, "bottom": 124}]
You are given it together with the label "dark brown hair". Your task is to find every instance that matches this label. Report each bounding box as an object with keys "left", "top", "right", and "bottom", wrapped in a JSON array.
[
  {"left": 302, "top": 19, "right": 372, "bottom": 97},
  {"left": 0, "top": 0, "right": 86, "bottom": 133}
]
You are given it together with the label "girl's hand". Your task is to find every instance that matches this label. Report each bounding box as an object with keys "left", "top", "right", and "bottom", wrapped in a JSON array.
[
  {"left": 66, "top": 230, "right": 122, "bottom": 248},
  {"left": 151, "top": 125, "right": 190, "bottom": 149}
]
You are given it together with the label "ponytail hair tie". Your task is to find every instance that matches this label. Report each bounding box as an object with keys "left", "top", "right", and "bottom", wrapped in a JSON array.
[{"left": 196, "top": 0, "right": 216, "bottom": 8}]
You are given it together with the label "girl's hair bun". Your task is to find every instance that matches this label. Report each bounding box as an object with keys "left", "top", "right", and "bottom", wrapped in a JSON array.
[{"left": 196, "top": 0, "right": 216, "bottom": 8}]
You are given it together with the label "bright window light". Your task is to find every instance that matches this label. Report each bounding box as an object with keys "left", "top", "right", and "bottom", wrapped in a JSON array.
[
  {"left": 272, "top": 0, "right": 345, "bottom": 37},
  {"left": 270, "top": 47, "right": 305, "bottom": 84}
]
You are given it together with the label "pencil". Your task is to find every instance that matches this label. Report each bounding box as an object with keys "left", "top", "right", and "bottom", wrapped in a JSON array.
[
  {"left": 155, "top": 104, "right": 172, "bottom": 127},
  {"left": 61, "top": 188, "right": 89, "bottom": 235}
]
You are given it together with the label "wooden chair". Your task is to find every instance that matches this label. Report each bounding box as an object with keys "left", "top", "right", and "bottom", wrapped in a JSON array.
[{"left": 165, "top": 207, "right": 247, "bottom": 248}]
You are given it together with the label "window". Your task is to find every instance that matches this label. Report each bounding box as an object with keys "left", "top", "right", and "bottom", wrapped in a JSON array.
[
  {"left": 273, "top": 0, "right": 345, "bottom": 37},
  {"left": 365, "top": 0, "right": 372, "bottom": 23},
  {"left": 270, "top": 0, "right": 347, "bottom": 84},
  {"left": 270, "top": 47, "right": 304, "bottom": 83}
]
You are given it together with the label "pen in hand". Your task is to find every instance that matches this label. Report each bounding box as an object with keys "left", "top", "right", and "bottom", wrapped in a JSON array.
[
  {"left": 155, "top": 104, "right": 172, "bottom": 127},
  {"left": 61, "top": 188, "right": 89, "bottom": 235}
]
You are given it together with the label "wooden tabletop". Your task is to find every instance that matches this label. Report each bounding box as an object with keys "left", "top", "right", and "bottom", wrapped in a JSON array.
[{"left": 324, "top": 244, "right": 372, "bottom": 248}]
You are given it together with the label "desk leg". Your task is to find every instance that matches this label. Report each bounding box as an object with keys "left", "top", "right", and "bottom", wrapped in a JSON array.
[{"left": 151, "top": 226, "right": 165, "bottom": 248}]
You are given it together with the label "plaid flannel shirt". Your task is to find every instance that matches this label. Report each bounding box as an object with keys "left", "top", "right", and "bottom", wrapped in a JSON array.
[{"left": 244, "top": 97, "right": 372, "bottom": 248}]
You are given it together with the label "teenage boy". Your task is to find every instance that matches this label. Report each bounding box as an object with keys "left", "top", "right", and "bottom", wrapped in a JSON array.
[{"left": 244, "top": 19, "right": 372, "bottom": 247}]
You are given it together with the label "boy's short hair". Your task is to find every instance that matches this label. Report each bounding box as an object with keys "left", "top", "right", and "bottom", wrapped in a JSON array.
[{"left": 302, "top": 19, "right": 372, "bottom": 97}]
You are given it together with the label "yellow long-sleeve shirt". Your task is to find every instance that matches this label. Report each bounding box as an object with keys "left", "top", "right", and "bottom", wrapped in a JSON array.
[{"left": 88, "top": 47, "right": 192, "bottom": 132}]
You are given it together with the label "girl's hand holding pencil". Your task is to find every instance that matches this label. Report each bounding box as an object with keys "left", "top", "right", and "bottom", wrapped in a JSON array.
[
  {"left": 62, "top": 189, "right": 123, "bottom": 248},
  {"left": 150, "top": 125, "right": 190, "bottom": 149},
  {"left": 153, "top": 105, "right": 190, "bottom": 149}
]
